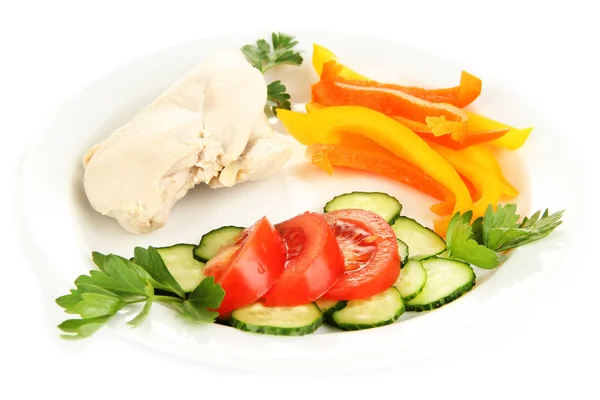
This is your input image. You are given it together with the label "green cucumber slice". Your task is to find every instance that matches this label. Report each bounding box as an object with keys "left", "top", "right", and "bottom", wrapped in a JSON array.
[
  {"left": 406, "top": 257, "right": 475, "bottom": 311},
  {"left": 155, "top": 244, "right": 205, "bottom": 293},
  {"left": 329, "top": 287, "right": 405, "bottom": 331},
  {"left": 230, "top": 302, "right": 323, "bottom": 336},
  {"left": 397, "top": 239, "right": 409, "bottom": 264},
  {"left": 193, "top": 225, "right": 244, "bottom": 262},
  {"left": 324, "top": 191, "right": 402, "bottom": 223},
  {"left": 391, "top": 216, "right": 446, "bottom": 260},
  {"left": 315, "top": 299, "right": 347, "bottom": 323},
  {"left": 394, "top": 259, "right": 427, "bottom": 301}
]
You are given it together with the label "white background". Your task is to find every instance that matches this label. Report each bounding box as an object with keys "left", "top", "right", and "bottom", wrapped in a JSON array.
[{"left": 2, "top": 0, "right": 599, "bottom": 398}]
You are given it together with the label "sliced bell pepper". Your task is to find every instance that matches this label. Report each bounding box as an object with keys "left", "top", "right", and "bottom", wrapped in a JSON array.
[
  {"left": 313, "top": 61, "right": 468, "bottom": 141},
  {"left": 312, "top": 43, "right": 367, "bottom": 80},
  {"left": 457, "top": 145, "right": 518, "bottom": 197},
  {"left": 311, "top": 43, "right": 533, "bottom": 150},
  {"left": 426, "top": 141, "right": 504, "bottom": 219},
  {"left": 390, "top": 70, "right": 482, "bottom": 108},
  {"left": 308, "top": 133, "right": 452, "bottom": 202},
  {"left": 308, "top": 102, "right": 510, "bottom": 150},
  {"left": 312, "top": 44, "right": 481, "bottom": 108},
  {"left": 465, "top": 111, "right": 533, "bottom": 150},
  {"left": 276, "top": 106, "right": 473, "bottom": 215},
  {"left": 308, "top": 133, "right": 478, "bottom": 216}
]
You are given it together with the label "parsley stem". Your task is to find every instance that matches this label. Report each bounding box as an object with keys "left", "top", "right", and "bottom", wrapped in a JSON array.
[
  {"left": 125, "top": 298, "right": 147, "bottom": 305},
  {"left": 153, "top": 295, "right": 183, "bottom": 303}
]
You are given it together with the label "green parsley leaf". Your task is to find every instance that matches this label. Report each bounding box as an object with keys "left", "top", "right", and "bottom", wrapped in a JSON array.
[
  {"left": 91, "top": 251, "right": 107, "bottom": 271},
  {"left": 180, "top": 277, "right": 225, "bottom": 322},
  {"left": 241, "top": 32, "right": 303, "bottom": 114},
  {"left": 133, "top": 247, "right": 185, "bottom": 299},
  {"left": 471, "top": 216, "right": 484, "bottom": 245},
  {"left": 241, "top": 32, "right": 303, "bottom": 74},
  {"left": 266, "top": 80, "right": 291, "bottom": 113},
  {"left": 127, "top": 294, "right": 154, "bottom": 327},
  {"left": 72, "top": 293, "right": 125, "bottom": 319},
  {"left": 446, "top": 211, "right": 499, "bottom": 269},
  {"left": 58, "top": 316, "right": 114, "bottom": 340},
  {"left": 482, "top": 204, "right": 565, "bottom": 252},
  {"left": 482, "top": 203, "right": 520, "bottom": 249},
  {"left": 75, "top": 270, "right": 145, "bottom": 297},
  {"left": 56, "top": 284, "right": 122, "bottom": 314}
]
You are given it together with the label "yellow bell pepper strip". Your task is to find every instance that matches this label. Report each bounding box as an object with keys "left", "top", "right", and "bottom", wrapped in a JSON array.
[
  {"left": 465, "top": 111, "right": 533, "bottom": 150},
  {"left": 313, "top": 61, "right": 468, "bottom": 141},
  {"left": 312, "top": 43, "right": 367, "bottom": 80},
  {"left": 312, "top": 43, "right": 534, "bottom": 150},
  {"left": 426, "top": 141, "right": 504, "bottom": 219},
  {"left": 276, "top": 106, "right": 473, "bottom": 215},
  {"left": 458, "top": 145, "right": 519, "bottom": 197},
  {"left": 308, "top": 102, "right": 510, "bottom": 150}
]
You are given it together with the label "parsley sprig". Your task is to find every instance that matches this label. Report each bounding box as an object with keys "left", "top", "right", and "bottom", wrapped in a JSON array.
[
  {"left": 241, "top": 32, "right": 303, "bottom": 114},
  {"left": 446, "top": 204, "right": 565, "bottom": 269},
  {"left": 55, "top": 247, "right": 224, "bottom": 340}
]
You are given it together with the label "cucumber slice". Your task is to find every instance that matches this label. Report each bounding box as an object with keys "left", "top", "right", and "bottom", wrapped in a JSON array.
[
  {"left": 155, "top": 244, "right": 205, "bottom": 292},
  {"left": 315, "top": 298, "right": 347, "bottom": 323},
  {"left": 391, "top": 217, "right": 446, "bottom": 260},
  {"left": 329, "top": 287, "right": 405, "bottom": 331},
  {"left": 397, "top": 239, "right": 409, "bottom": 264},
  {"left": 193, "top": 225, "right": 244, "bottom": 262},
  {"left": 324, "top": 191, "right": 402, "bottom": 223},
  {"left": 406, "top": 257, "right": 475, "bottom": 311},
  {"left": 230, "top": 302, "right": 323, "bottom": 336},
  {"left": 394, "top": 259, "right": 427, "bottom": 301}
]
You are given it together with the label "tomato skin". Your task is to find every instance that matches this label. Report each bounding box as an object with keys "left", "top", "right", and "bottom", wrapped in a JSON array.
[
  {"left": 323, "top": 209, "right": 400, "bottom": 300},
  {"left": 261, "top": 212, "right": 345, "bottom": 307},
  {"left": 203, "top": 217, "right": 286, "bottom": 315}
]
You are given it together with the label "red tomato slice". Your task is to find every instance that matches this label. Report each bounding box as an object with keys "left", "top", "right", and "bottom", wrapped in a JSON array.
[
  {"left": 261, "top": 212, "right": 345, "bottom": 307},
  {"left": 323, "top": 209, "right": 400, "bottom": 300},
  {"left": 203, "top": 217, "right": 286, "bottom": 315}
]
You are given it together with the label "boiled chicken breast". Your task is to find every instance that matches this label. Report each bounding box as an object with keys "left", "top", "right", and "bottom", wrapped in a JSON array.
[{"left": 82, "top": 50, "right": 292, "bottom": 234}]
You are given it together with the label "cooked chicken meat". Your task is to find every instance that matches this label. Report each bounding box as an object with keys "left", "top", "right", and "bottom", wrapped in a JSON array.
[{"left": 82, "top": 50, "right": 292, "bottom": 234}]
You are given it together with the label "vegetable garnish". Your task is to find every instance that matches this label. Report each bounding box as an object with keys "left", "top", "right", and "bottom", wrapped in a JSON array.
[
  {"left": 276, "top": 106, "right": 473, "bottom": 215},
  {"left": 55, "top": 247, "right": 225, "bottom": 339},
  {"left": 446, "top": 211, "right": 500, "bottom": 269},
  {"left": 307, "top": 101, "right": 511, "bottom": 151},
  {"left": 307, "top": 134, "right": 454, "bottom": 203},
  {"left": 241, "top": 32, "right": 303, "bottom": 113},
  {"left": 313, "top": 61, "right": 469, "bottom": 141},
  {"left": 446, "top": 204, "right": 565, "bottom": 269},
  {"left": 310, "top": 43, "right": 534, "bottom": 150}
]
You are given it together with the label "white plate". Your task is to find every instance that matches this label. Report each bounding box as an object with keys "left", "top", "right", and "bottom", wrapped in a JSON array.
[{"left": 17, "top": 30, "right": 580, "bottom": 373}]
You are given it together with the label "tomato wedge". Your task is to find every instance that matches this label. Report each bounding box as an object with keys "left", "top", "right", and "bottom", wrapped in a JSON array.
[
  {"left": 262, "top": 212, "right": 345, "bottom": 307},
  {"left": 323, "top": 209, "right": 400, "bottom": 300},
  {"left": 203, "top": 217, "right": 286, "bottom": 315}
]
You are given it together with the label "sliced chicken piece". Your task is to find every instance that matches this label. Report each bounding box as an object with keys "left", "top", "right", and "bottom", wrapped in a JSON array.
[
  {"left": 209, "top": 113, "right": 293, "bottom": 188},
  {"left": 82, "top": 49, "right": 291, "bottom": 234}
]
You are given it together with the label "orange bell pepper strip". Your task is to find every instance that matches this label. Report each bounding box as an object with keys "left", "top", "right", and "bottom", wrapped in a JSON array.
[
  {"left": 411, "top": 126, "right": 510, "bottom": 150},
  {"left": 390, "top": 71, "right": 482, "bottom": 108},
  {"left": 309, "top": 134, "right": 452, "bottom": 201},
  {"left": 308, "top": 133, "right": 478, "bottom": 216},
  {"left": 276, "top": 106, "right": 473, "bottom": 215},
  {"left": 465, "top": 111, "right": 533, "bottom": 150},
  {"left": 308, "top": 102, "right": 510, "bottom": 150},
  {"left": 311, "top": 43, "right": 533, "bottom": 150},
  {"left": 312, "top": 45, "right": 481, "bottom": 108},
  {"left": 313, "top": 61, "right": 468, "bottom": 141}
]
